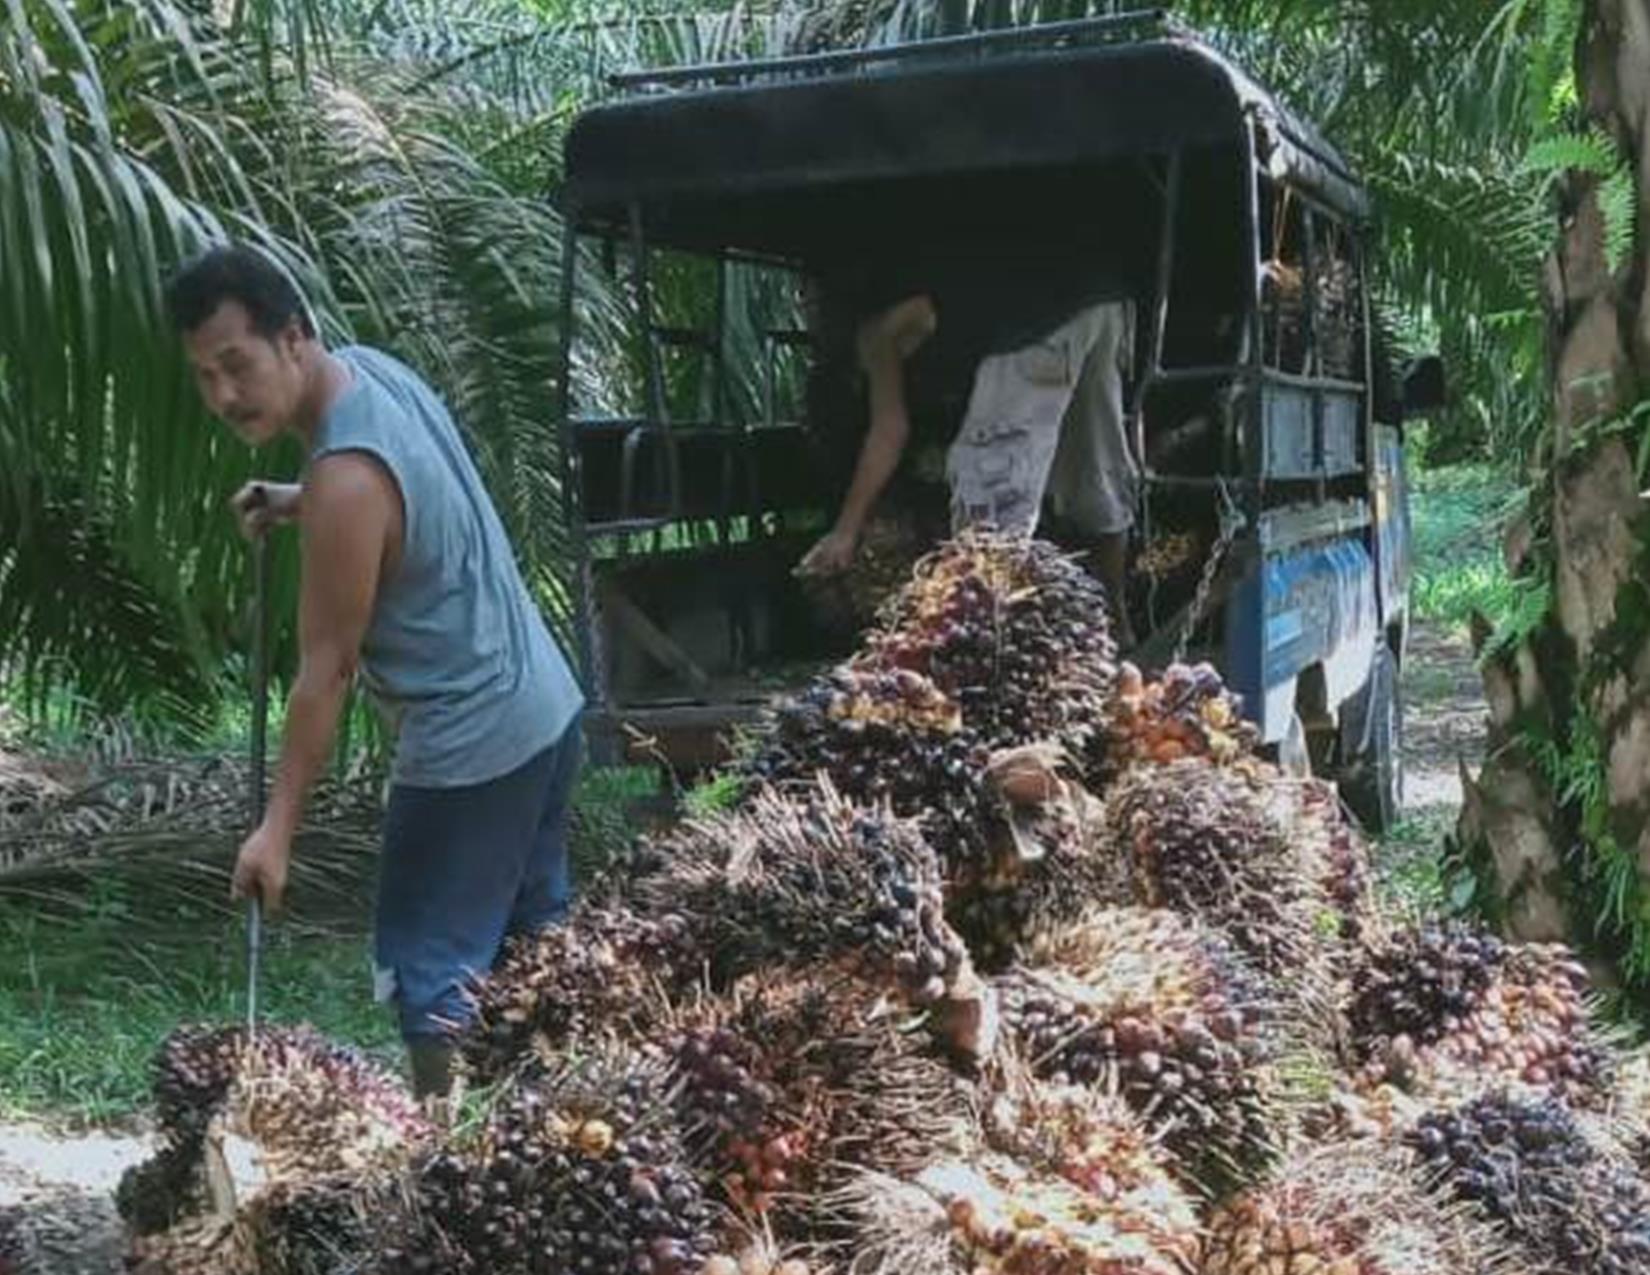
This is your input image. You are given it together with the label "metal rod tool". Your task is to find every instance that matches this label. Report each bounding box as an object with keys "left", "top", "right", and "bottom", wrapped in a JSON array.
[{"left": 247, "top": 507, "right": 272, "bottom": 1036}]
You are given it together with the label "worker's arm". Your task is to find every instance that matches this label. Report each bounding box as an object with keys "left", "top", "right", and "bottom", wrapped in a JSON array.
[
  {"left": 230, "top": 454, "right": 399, "bottom": 911},
  {"left": 798, "top": 296, "right": 935, "bottom": 577},
  {"left": 799, "top": 361, "right": 911, "bottom": 575}
]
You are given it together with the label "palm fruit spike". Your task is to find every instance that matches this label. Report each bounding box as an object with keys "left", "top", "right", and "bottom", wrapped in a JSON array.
[
  {"left": 628, "top": 780, "right": 976, "bottom": 1011},
  {"left": 981, "top": 1070, "right": 1198, "bottom": 1237},
  {"left": 224, "top": 1027, "right": 430, "bottom": 1180},
  {"left": 459, "top": 903, "right": 704, "bottom": 1084},
  {"left": 1105, "top": 757, "right": 1336, "bottom": 988},
  {"left": 996, "top": 907, "right": 1278, "bottom": 1190},
  {"left": 867, "top": 531, "right": 1119, "bottom": 777},
  {"left": 1105, "top": 660, "right": 1257, "bottom": 777},
  {"left": 1203, "top": 1140, "right": 1511, "bottom": 1275},
  {"left": 384, "top": 1051, "right": 717, "bottom": 1275},
  {"left": 661, "top": 962, "right": 975, "bottom": 1230},
  {"left": 1349, "top": 924, "right": 1613, "bottom": 1105},
  {"left": 1409, "top": 1088, "right": 1650, "bottom": 1274},
  {"left": 835, "top": 1153, "right": 1198, "bottom": 1275}
]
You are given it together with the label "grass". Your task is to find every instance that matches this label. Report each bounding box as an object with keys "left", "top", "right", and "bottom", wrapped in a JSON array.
[
  {"left": 1408, "top": 463, "right": 1524, "bottom": 636},
  {"left": 0, "top": 906, "right": 397, "bottom": 1127}
]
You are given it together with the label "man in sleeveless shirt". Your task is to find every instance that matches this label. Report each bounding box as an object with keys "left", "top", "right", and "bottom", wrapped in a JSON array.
[
  {"left": 797, "top": 246, "right": 1139, "bottom": 647},
  {"left": 167, "top": 245, "right": 585, "bottom": 1099}
]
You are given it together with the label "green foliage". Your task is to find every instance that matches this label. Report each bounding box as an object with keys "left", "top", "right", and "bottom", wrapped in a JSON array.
[
  {"left": 683, "top": 769, "right": 745, "bottom": 817},
  {"left": 1408, "top": 465, "right": 1524, "bottom": 634}
]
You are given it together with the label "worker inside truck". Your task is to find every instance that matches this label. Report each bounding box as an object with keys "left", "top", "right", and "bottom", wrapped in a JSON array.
[{"left": 793, "top": 240, "right": 1140, "bottom": 648}]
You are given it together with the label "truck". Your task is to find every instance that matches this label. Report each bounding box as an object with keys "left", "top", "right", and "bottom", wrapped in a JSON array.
[{"left": 554, "top": 13, "right": 1442, "bottom": 831}]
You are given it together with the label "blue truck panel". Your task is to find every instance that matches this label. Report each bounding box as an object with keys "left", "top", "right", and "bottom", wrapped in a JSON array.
[{"left": 1225, "top": 533, "right": 1379, "bottom": 744}]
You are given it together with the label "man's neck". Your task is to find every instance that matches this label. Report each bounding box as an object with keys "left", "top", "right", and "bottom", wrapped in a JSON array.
[{"left": 291, "top": 349, "right": 353, "bottom": 447}]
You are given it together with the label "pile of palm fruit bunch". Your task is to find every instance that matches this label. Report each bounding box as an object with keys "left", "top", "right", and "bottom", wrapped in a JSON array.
[
  {"left": 1345, "top": 923, "right": 1613, "bottom": 1106},
  {"left": 118, "top": 532, "right": 1650, "bottom": 1275},
  {"left": 120, "top": 1025, "right": 431, "bottom": 1274}
]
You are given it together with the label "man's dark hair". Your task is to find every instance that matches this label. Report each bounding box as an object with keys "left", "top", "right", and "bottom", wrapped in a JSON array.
[{"left": 165, "top": 244, "right": 315, "bottom": 339}]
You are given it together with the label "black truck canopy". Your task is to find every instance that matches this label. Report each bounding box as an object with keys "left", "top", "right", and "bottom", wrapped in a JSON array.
[{"left": 564, "top": 21, "right": 1371, "bottom": 259}]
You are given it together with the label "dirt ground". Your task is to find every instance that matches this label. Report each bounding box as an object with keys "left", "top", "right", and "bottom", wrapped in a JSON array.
[
  {"left": 1402, "top": 620, "right": 1486, "bottom": 812},
  {"left": 0, "top": 619, "right": 1491, "bottom": 1274},
  {"left": 0, "top": 1122, "right": 149, "bottom": 1274}
]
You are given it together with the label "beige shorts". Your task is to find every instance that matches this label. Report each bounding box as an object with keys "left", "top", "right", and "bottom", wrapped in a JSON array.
[{"left": 946, "top": 300, "right": 1138, "bottom": 538}]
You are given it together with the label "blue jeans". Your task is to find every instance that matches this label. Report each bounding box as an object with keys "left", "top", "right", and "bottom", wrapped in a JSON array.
[{"left": 373, "top": 718, "right": 582, "bottom": 1040}]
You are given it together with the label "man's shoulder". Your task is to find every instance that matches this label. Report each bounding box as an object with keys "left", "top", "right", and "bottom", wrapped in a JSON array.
[{"left": 337, "top": 343, "right": 426, "bottom": 390}]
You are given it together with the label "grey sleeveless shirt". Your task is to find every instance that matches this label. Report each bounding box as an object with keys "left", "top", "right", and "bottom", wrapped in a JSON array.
[{"left": 309, "top": 346, "right": 582, "bottom": 787}]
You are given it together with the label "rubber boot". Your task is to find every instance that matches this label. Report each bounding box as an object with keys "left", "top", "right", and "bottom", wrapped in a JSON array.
[{"left": 408, "top": 1037, "right": 457, "bottom": 1107}]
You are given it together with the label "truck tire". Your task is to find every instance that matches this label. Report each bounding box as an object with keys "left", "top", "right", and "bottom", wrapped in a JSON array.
[{"left": 1338, "top": 645, "right": 1402, "bottom": 834}]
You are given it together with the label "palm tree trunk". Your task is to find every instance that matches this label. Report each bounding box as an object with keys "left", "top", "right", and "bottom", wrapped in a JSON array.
[{"left": 1459, "top": 0, "right": 1650, "bottom": 975}]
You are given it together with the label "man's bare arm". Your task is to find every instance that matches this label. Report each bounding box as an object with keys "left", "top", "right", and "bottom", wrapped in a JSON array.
[{"left": 260, "top": 456, "right": 397, "bottom": 867}]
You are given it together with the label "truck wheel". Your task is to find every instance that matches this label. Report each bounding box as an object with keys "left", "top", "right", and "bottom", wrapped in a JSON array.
[{"left": 1338, "top": 645, "right": 1403, "bottom": 834}]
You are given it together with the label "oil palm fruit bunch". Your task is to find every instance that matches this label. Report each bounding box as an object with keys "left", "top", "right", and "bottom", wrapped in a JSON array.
[
  {"left": 996, "top": 908, "right": 1277, "bottom": 1187},
  {"left": 1348, "top": 925, "right": 1610, "bottom": 1104},
  {"left": 742, "top": 660, "right": 994, "bottom": 869},
  {"left": 981, "top": 1071, "right": 1198, "bottom": 1238},
  {"left": 223, "top": 1027, "right": 430, "bottom": 1179},
  {"left": 1105, "top": 660, "right": 1257, "bottom": 777},
  {"left": 1106, "top": 758, "right": 1334, "bottom": 987},
  {"left": 867, "top": 532, "right": 1119, "bottom": 775},
  {"left": 1408, "top": 1089, "right": 1650, "bottom": 1275},
  {"left": 118, "top": 1139, "right": 208, "bottom": 1237},
  {"left": 662, "top": 964, "right": 975, "bottom": 1227},
  {"left": 1202, "top": 1141, "right": 1507, "bottom": 1275},
  {"left": 460, "top": 904, "right": 704, "bottom": 1084},
  {"left": 237, "top": 1174, "right": 386, "bottom": 1275},
  {"left": 1275, "top": 776, "right": 1377, "bottom": 948},
  {"left": 122, "top": 1025, "right": 426, "bottom": 1238},
  {"left": 629, "top": 782, "right": 975, "bottom": 1010},
  {"left": 837, "top": 1153, "right": 1199, "bottom": 1275},
  {"left": 381, "top": 1054, "right": 719, "bottom": 1275}
]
